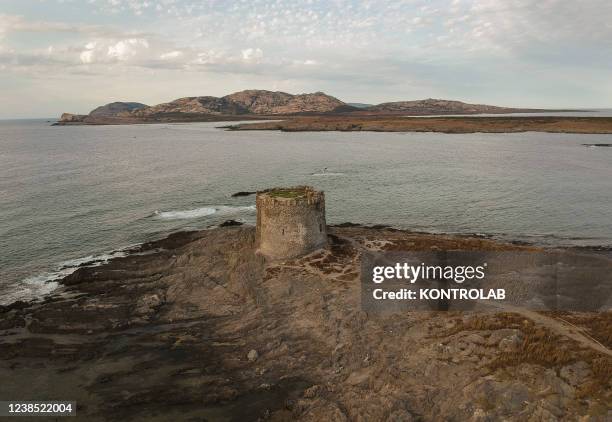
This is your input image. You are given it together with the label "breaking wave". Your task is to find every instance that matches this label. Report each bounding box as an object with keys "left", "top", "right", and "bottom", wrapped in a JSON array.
[
  {"left": 153, "top": 205, "right": 256, "bottom": 220},
  {"left": 2, "top": 250, "right": 132, "bottom": 306}
]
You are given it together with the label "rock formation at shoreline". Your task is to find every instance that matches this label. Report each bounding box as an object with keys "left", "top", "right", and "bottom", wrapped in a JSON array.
[
  {"left": 58, "top": 112, "right": 87, "bottom": 123},
  {"left": 0, "top": 224, "right": 610, "bottom": 420}
]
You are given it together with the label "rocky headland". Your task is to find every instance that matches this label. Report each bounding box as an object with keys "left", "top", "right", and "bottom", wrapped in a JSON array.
[{"left": 1, "top": 223, "right": 610, "bottom": 421}]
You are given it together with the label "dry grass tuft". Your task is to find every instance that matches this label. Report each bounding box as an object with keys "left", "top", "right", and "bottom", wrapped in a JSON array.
[
  {"left": 576, "top": 357, "right": 612, "bottom": 399},
  {"left": 546, "top": 311, "right": 612, "bottom": 349},
  {"left": 443, "top": 311, "right": 612, "bottom": 402},
  {"left": 490, "top": 327, "right": 575, "bottom": 369},
  {"left": 442, "top": 312, "right": 527, "bottom": 336}
]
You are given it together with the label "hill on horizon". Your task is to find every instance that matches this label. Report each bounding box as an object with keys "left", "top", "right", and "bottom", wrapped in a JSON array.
[{"left": 58, "top": 90, "right": 553, "bottom": 124}]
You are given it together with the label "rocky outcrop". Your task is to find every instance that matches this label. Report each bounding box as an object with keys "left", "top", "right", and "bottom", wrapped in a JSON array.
[
  {"left": 89, "top": 102, "right": 147, "bottom": 117},
  {"left": 224, "top": 90, "right": 294, "bottom": 113},
  {"left": 224, "top": 90, "right": 347, "bottom": 114},
  {"left": 132, "top": 90, "right": 348, "bottom": 117},
  {"left": 131, "top": 96, "right": 249, "bottom": 117},
  {"left": 1, "top": 225, "right": 609, "bottom": 420},
  {"left": 58, "top": 113, "right": 86, "bottom": 123}
]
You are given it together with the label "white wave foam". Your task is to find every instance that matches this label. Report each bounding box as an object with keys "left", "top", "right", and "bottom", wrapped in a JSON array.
[
  {"left": 154, "top": 207, "right": 216, "bottom": 219},
  {"left": 1, "top": 277, "right": 61, "bottom": 306},
  {"left": 217, "top": 205, "right": 256, "bottom": 213},
  {"left": 59, "top": 250, "right": 129, "bottom": 269},
  {"left": 1, "top": 250, "right": 132, "bottom": 306},
  {"left": 153, "top": 205, "right": 255, "bottom": 220}
]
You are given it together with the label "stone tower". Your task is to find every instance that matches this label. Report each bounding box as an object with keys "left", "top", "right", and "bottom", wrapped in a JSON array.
[{"left": 256, "top": 186, "right": 327, "bottom": 260}]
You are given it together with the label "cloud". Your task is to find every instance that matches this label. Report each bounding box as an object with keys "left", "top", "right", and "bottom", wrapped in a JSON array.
[
  {"left": 0, "top": 13, "right": 145, "bottom": 38},
  {"left": 79, "top": 49, "right": 95, "bottom": 64},
  {"left": 190, "top": 49, "right": 227, "bottom": 65},
  {"left": 159, "top": 50, "right": 183, "bottom": 60},
  {"left": 2, "top": 0, "right": 612, "bottom": 117},
  {"left": 440, "top": 0, "right": 612, "bottom": 54},
  {"left": 107, "top": 38, "right": 149, "bottom": 60},
  {"left": 241, "top": 48, "right": 263, "bottom": 62}
]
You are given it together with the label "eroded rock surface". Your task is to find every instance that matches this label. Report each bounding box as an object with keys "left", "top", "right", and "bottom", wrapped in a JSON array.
[{"left": 0, "top": 226, "right": 610, "bottom": 421}]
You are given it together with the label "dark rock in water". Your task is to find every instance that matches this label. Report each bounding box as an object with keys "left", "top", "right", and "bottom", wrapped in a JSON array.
[
  {"left": 370, "top": 224, "right": 391, "bottom": 229},
  {"left": 334, "top": 222, "right": 361, "bottom": 227},
  {"left": 0, "top": 300, "right": 31, "bottom": 313},
  {"left": 582, "top": 143, "right": 612, "bottom": 147},
  {"left": 220, "top": 220, "right": 243, "bottom": 227},
  {"left": 231, "top": 191, "right": 256, "bottom": 197},
  {"left": 58, "top": 113, "right": 87, "bottom": 123},
  {"left": 510, "top": 240, "right": 532, "bottom": 246},
  {"left": 62, "top": 267, "right": 90, "bottom": 286},
  {"left": 139, "top": 230, "right": 202, "bottom": 251}
]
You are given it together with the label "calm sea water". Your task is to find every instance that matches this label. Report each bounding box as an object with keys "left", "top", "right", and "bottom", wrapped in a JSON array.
[{"left": 1, "top": 119, "right": 611, "bottom": 304}]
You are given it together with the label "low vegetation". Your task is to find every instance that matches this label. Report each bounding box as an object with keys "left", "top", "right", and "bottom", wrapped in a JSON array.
[
  {"left": 267, "top": 188, "right": 307, "bottom": 199},
  {"left": 230, "top": 116, "right": 612, "bottom": 134}
]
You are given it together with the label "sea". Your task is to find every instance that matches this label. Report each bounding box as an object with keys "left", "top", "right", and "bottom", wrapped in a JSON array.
[{"left": 1, "top": 115, "right": 611, "bottom": 305}]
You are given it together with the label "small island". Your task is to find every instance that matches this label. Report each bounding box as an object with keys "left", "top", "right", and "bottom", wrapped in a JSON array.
[{"left": 53, "top": 89, "right": 612, "bottom": 134}]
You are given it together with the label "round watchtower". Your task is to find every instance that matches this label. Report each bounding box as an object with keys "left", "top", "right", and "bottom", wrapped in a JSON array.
[{"left": 256, "top": 186, "right": 327, "bottom": 260}]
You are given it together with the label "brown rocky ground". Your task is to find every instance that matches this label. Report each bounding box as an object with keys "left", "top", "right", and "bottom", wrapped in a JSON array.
[
  {"left": 228, "top": 116, "right": 612, "bottom": 134},
  {"left": 0, "top": 225, "right": 610, "bottom": 421}
]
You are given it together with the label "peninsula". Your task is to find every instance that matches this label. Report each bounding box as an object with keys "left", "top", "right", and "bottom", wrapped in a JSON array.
[
  {"left": 1, "top": 187, "right": 610, "bottom": 420},
  {"left": 227, "top": 115, "right": 612, "bottom": 134}
]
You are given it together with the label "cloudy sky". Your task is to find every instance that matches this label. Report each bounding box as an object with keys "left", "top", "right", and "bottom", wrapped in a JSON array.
[{"left": 1, "top": 0, "right": 611, "bottom": 118}]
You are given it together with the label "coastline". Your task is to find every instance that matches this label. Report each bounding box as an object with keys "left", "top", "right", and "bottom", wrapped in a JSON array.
[
  {"left": 1, "top": 223, "right": 610, "bottom": 420},
  {"left": 52, "top": 114, "right": 276, "bottom": 126},
  {"left": 4, "top": 222, "right": 612, "bottom": 308},
  {"left": 50, "top": 113, "right": 612, "bottom": 135},
  {"left": 225, "top": 116, "right": 612, "bottom": 134}
]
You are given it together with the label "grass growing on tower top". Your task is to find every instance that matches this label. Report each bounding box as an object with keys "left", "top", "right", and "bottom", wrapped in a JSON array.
[{"left": 268, "top": 188, "right": 307, "bottom": 199}]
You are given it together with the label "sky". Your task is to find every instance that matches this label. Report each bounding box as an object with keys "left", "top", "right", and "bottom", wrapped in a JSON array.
[{"left": 1, "top": 0, "right": 611, "bottom": 118}]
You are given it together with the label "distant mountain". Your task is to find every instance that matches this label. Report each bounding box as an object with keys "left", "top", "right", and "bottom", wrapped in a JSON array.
[
  {"left": 89, "top": 102, "right": 148, "bottom": 117},
  {"left": 58, "top": 90, "right": 351, "bottom": 124},
  {"left": 56, "top": 91, "right": 556, "bottom": 125},
  {"left": 365, "top": 98, "right": 542, "bottom": 115},
  {"left": 224, "top": 90, "right": 349, "bottom": 114},
  {"left": 130, "top": 90, "right": 349, "bottom": 118},
  {"left": 130, "top": 96, "right": 249, "bottom": 117}
]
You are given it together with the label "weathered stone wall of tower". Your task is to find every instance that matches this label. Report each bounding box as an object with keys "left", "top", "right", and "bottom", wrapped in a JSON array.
[{"left": 256, "top": 186, "right": 327, "bottom": 260}]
